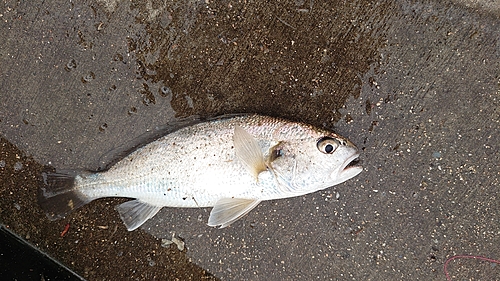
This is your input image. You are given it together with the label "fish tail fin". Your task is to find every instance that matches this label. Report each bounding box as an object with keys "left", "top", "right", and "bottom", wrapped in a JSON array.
[{"left": 38, "top": 171, "right": 93, "bottom": 221}]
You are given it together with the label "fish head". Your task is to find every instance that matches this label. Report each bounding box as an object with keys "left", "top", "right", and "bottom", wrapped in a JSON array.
[{"left": 268, "top": 124, "right": 362, "bottom": 193}]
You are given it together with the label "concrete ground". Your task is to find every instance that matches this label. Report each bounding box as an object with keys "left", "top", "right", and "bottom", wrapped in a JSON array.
[{"left": 1, "top": 0, "right": 499, "bottom": 280}]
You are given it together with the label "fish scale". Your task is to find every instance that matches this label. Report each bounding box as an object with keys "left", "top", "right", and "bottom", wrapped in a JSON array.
[{"left": 39, "top": 114, "right": 362, "bottom": 230}]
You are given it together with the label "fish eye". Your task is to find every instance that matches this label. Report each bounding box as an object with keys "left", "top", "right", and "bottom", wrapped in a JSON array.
[{"left": 316, "top": 137, "right": 340, "bottom": 154}]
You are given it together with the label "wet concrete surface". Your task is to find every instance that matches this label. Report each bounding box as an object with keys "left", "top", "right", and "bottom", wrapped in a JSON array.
[{"left": 1, "top": 0, "right": 499, "bottom": 280}]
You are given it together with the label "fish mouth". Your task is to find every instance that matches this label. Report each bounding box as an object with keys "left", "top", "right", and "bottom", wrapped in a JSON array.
[
  {"left": 344, "top": 154, "right": 361, "bottom": 170},
  {"left": 333, "top": 152, "right": 363, "bottom": 182}
]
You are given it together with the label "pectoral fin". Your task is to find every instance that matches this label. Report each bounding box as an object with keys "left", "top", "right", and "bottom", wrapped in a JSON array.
[
  {"left": 208, "top": 198, "right": 261, "bottom": 228},
  {"left": 233, "top": 125, "right": 267, "bottom": 179},
  {"left": 115, "top": 200, "right": 162, "bottom": 231}
]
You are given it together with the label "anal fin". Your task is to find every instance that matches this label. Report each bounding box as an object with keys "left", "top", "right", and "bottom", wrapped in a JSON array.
[
  {"left": 208, "top": 198, "right": 261, "bottom": 228},
  {"left": 115, "top": 200, "right": 162, "bottom": 231}
]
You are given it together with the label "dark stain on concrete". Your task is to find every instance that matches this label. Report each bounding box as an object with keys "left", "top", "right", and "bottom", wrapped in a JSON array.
[{"left": 128, "top": 1, "right": 389, "bottom": 123}]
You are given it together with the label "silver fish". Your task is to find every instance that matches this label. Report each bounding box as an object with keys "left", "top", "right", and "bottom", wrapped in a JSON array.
[{"left": 39, "top": 114, "right": 362, "bottom": 230}]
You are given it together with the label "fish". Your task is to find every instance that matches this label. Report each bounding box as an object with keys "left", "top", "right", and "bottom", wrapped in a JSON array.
[{"left": 38, "top": 114, "right": 362, "bottom": 231}]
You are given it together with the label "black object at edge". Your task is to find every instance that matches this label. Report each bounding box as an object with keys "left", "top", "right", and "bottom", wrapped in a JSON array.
[{"left": 0, "top": 224, "right": 85, "bottom": 281}]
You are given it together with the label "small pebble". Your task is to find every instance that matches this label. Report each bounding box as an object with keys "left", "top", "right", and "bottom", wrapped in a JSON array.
[
  {"left": 82, "top": 72, "right": 95, "bottom": 83},
  {"left": 161, "top": 233, "right": 185, "bottom": 251},
  {"left": 159, "top": 86, "right": 172, "bottom": 97},
  {"left": 127, "top": 106, "right": 137, "bottom": 115},
  {"left": 65, "top": 59, "right": 77, "bottom": 71},
  {"left": 185, "top": 95, "right": 194, "bottom": 108},
  {"left": 172, "top": 237, "right": 185, "bottom": 251},
  {"left": 161, "top": 238, "right": 173, "bottom": 248},
  {"left": 99, "top": 123, "right": 108, "bottom": 132},
  {"left": 146, "top": 257, "right": 156, "bottom": 267},
  {"left": 13, "top": 162, "right": 23, "bottom": 171},
  {"left": 432, "top": 151, "right": 441, "bottom": 159}
]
